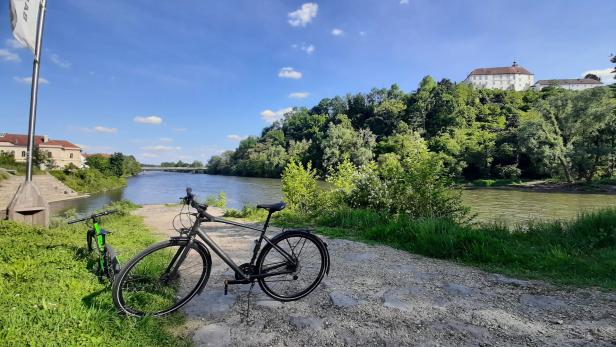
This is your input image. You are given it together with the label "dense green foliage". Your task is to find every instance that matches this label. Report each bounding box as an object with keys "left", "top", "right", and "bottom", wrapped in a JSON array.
[
  {"left": 51, "top": 153, "right": 141, "bottom": 193},
  {"left": 208, "top": 80, "right": 616, "bottom": 183},
  {"left": 0, "top": 202, "right": 188, "bottom": 346},
  {"left": 50, "top": 168, "right": 127, "bottom": 193},
  {"left": 0, "top": 151, "right": 43, "bottom": 175},
  {"left": 159, "top": 160, "right": 204, "bottom": 168}
]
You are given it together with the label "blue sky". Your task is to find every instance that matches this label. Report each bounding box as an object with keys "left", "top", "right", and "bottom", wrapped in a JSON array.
[{"left": 1, "top": 0, "right": 614, "bottom": 164}]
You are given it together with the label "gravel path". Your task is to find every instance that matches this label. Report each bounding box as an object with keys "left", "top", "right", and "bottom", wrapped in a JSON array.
[{"left": 135, "top": 205, "right": 616, "bottom": 346}]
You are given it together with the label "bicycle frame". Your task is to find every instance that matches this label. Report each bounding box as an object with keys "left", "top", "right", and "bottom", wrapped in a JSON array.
[{"left": 173, "top": 211, "right": 297, "bottom": 282}]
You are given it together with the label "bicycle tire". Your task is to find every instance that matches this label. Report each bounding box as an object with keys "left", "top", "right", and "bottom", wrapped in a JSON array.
[
  {"left": 112, "top": 239, "right": 211, "bottom": 317},
  {"left": 86, "top": 229, "right": 95, "bottom": 252},
  {"left": 256, "top": 230, "right": 328, "bottom": 302},
  {"left": 104, "top": 245, "right": 121, "bottom": 283}
]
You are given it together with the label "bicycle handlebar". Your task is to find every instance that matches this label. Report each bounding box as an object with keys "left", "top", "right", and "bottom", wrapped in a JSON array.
[
  {"left": 67, "top": 209, "right": 118, "bottom": 224},
  {"left": 183, "top": 187, "right": 214, "bottom": 221}
]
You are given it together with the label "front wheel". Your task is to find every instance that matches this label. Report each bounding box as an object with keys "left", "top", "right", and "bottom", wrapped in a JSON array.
[
  {"left": 112, "top": 239, "right": 211, "bottom": 317},
  {"left": 256, "top": 230, "right": 329, "bottom": 302}
]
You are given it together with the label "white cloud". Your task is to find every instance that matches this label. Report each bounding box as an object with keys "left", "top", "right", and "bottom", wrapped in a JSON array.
[
  {"left": 289, "top": 92, "right": 310, "bottom": 99},
  {"left": 288, "top": 3, "right": 318, "bottom": 27},
  {"left": 227, "top": 134, "right": 248, "bottom": 141},
  {"left": 331, "top": 28, "right": 344, "bottom": 36},
  {"left": 173, "top": 127, "right": 187, "bottom": 132},
  {"left": 6, "top": 39, "right": 26, "bottom": 49},
  {"left": 79, "top": 126, "right": 118, "bottom": 134},
  {"left": 0, "top": 49, "right": 20, "bottom": 62},
  {"left": 50, "top": 53, "right": 71, "bottom": 68},
  {"left": 94, "top": 126, "right": 117, "bottom": 133},
  {"left": 359, "top": 31, "right": 367, "bottom": 37},
  {"left": 582, "top": 68, "right": 615, "bottom": 84},
  {"left": 14, "top": 76, "right": 49, "bottom": 84},
  {"left": 261, "top": 107, "right": 293, "bottom": 123},
  {"left": 142, "top": 153, "right": 159, "bottom": 158},
  {"left": 159, "top": 137, "right": 173, "bottom": 143},
  {"left": 400, "top": 0, "right": 410, "bottom": 4},
  {"left": 134, "top": 115, "right": 163, "bottom": 125},
  {"left": 278, "top": 67, "right": 302, "bottom": 79},
  {"left": 142, "top": 145, "right": 181, "bottom": 152}
]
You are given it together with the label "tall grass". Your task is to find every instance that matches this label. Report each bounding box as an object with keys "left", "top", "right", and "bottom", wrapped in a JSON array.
[
  {"left": 0, "top": 202, "right": 189, "bottom": 345},
  {"left": 274, "top": 208, "right": 616, "bottom": 288}
]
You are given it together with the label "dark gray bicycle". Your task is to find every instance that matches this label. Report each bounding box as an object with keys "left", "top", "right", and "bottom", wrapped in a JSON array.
[{"left": 112, "top": 188, "right": 330, "bottom": 317}]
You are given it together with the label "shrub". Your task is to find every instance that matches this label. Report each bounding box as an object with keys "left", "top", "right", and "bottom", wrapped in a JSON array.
[
  {"left": 281, "top": 161, "right": 320, "bottom": 214},
  {"left": 205, "top": 192, "right": 226, "bottom": 208},
  {"left": 495, "top": 164, "right": 521, "bottom": 179}
]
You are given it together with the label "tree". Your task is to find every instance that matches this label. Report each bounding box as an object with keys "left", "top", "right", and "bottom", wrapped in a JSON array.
[
  {"left": 109, "top": 152, "right": 125, "bottom": 177},
  {"left": 190, "top": 160, "right": 204, "bottom": 168},
  {"left": 122, "top": 155, "right": 141, "bottom": 176},
  {"left": 85, "top": 154, "right": 110, "bottom": 173},
  {"left": 584, "top": 73, "right": 601, "bottom": 82},
  {"left": 320, "top": 115, "right": 376, "bottom": 171}
]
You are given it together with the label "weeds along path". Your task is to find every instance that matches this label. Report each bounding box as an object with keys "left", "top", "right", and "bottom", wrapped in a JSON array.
[{"left": 135, "top": 205, "right": 616, "bottom": 346}]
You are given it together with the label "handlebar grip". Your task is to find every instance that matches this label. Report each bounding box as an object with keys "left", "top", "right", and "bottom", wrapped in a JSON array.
[{"left": 67, "top": 217, "right": 87, "bottom": 224}]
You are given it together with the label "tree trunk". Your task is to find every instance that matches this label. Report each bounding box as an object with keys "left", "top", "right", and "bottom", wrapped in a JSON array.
[
  {"left": 557, "top": 156, "right": 574, "bottom": 183},
  {"left": 586, "top": 153, "right": 601, "bottom": 183}
]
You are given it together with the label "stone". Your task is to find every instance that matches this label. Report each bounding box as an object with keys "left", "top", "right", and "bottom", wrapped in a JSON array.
[
  {"left": 519, "top": 294, "right": 566, "bottom": 310},
  {"left": 184, "top": 288, "right": 238, "bottom": 318},
  {"left": 329, "top": 290, "right": 359, "bottom": 308},
  {"left": 192, "top": 323, "right": 231, "bottom": 347},
  {"left": 382, "top": 288, "right": 417, "bottom": 312},
  {"left": 491, "top": 274, "right": 533, "bottom": 288},
  {"left": 289, "top": 316, "right": 323, "bottom": 330},
  {"left": 443, "top": 283, "right": 474, "bottom": 296}
]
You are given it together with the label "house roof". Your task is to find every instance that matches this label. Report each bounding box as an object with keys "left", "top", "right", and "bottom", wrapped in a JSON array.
[
  {"left": 469, "top": 65, "right": 533, "bottom": 76},
  {"left": 0, "top": 133, "right": 81, "bottom": 149},
  {"left": 535, "top": 78, "right": 603, "bottom": 86}
]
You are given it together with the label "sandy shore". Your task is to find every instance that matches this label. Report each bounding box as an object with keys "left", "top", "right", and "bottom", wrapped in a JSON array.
[{"left": 133, "top": 204, "right": 616, "bottom": 346}]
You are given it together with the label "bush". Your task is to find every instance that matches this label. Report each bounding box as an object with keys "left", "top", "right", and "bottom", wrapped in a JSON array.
[
  {"left": 50, "top": 168, "right": 127, "bottom": 193},
  {"left": 495, "top": 164, "right": 521, "bottom": 179},
  {"left": 205, "top": 192, "right": 226, "bottom": 208},
  {"left": 281, "top": 161, "right": 320, "bottom": 214}
]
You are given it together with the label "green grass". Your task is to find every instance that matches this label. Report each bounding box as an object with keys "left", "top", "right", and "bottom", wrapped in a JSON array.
[
  {"left": 471, "top": 178, "right": 525, "bottom": 187},
  {"left": 0, "top": 201, "right": 189, "bottom": 346},
  {"left": 50, "top": 168, "right": 127, "bottom": 194},
  {"left": 264, "top": 207, "right": 616, "bottom": 289}
]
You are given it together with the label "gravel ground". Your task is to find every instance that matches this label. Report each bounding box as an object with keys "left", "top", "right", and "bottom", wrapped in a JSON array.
[{"left": 135, "top": 205, "right": 616, "bottom": 347}]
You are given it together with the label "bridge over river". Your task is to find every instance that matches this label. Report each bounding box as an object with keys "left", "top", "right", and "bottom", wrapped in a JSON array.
[{"left": 141, "top": 166, "right": 207, "bottom": 173}]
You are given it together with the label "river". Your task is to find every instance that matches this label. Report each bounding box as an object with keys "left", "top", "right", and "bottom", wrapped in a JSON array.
[{"left": 51, "top": 171, "right": 616, "bottom": 225}]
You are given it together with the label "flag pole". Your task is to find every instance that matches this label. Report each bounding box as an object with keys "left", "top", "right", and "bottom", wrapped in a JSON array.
[{"left": 25, "top": 0, "right": 47, "bottom": 181}]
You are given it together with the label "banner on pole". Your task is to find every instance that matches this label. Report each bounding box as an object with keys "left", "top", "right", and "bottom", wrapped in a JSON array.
[{"left": 9, "top": 0, "right": 43, "bottom": 54}]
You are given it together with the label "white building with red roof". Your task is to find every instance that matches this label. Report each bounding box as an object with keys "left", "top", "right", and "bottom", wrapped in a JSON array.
[
  {"left": 464, "top": 62, "right": 534, "bottom": 91},
  {"left": 0, "top": 133, "right": 83, "bottom": 168},
  {"left": 533, "top": 78, "right": 603, "bottom": 91}
]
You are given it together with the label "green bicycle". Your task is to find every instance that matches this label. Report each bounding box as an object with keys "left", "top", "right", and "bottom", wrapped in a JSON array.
[{"left": 68, "top": 210, "right": 121, "bottom": 283}]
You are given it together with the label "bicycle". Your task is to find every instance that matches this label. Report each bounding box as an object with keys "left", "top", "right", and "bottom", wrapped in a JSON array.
[
  {"left": 68, "top": 209, "right": 121, "bottom": 283},
  {"left": 112, "top": 188, "right": 330, "bottom": 317}
]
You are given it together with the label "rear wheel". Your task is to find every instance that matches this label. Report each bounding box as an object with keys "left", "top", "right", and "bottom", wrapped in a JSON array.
[
  {"left": 112, "top": 239, "right": 211, "bottom": 317},
  {"left": 256, "top": 231, "right": 328, "bottom": 301}
]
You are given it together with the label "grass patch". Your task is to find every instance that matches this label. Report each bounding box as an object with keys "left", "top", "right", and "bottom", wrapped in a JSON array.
[
  {"left": 50, "top": 168, "right": 127, "bottom": 194},
  {"left": 0, "top": 201, "right": 189, "bottom": 346},
  {"left": 262, "top": 207, "right": 616, "bottom": 289},
  {"left": 471, "top": 178, "right": 525, "bottom": 187}
]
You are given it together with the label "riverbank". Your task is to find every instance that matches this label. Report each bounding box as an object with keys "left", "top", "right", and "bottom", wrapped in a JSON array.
[
  {"left": 0, "top": 202, "right": 188, "bottom": 345},
  {"left": 135, "top": 204, "right": 616, "bottom": 345},
  {"left": 467, "top": 179, "right": 616, "bottom": 195}
]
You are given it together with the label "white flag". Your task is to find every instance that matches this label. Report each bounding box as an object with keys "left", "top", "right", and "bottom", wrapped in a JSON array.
[{"left": 9, "top": 0, "right": 43, "bottom": 54}]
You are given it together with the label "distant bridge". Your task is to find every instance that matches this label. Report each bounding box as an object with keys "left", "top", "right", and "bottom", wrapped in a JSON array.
[{"left": 141, "top": 166, "right": 207, "bottom": 173}]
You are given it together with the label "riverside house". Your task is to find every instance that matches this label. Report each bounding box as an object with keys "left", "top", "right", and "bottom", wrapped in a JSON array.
[{"left": 0, "top": 133, "right": 83, "bottom": 169}]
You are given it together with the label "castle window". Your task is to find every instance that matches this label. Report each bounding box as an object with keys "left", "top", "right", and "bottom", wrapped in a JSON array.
[
  {"left": 70, "top": 153, "right": 73, "bottom": 159},
  {"left": 21, "top": 151, "right": 26, "bottom": 157}
]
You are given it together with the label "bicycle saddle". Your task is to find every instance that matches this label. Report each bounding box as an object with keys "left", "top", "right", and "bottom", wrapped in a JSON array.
[{"left": 256, "top": 202, "right": 286, "bottom": 213}]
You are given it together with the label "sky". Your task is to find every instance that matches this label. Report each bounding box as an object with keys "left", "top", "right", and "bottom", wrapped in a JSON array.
[{"left": 0, "top": 0, "right": 614, "bottom": 164}]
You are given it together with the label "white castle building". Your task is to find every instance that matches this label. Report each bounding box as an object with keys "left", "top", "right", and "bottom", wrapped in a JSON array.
[
  {"left": 533, "top": 78, "right": 603, "bottom": 91},
  {"left": 464, "top": 62, "right": 534, "bottom": 91}
]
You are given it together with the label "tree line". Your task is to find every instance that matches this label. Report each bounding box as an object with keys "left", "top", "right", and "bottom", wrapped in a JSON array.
[{"left": 208, "top": 72, "right": 616, "bottom": 183}]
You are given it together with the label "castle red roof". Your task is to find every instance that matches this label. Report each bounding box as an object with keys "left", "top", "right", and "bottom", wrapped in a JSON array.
[{"left": 0, "top": 133, "right": 81, "bottom": 149}]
